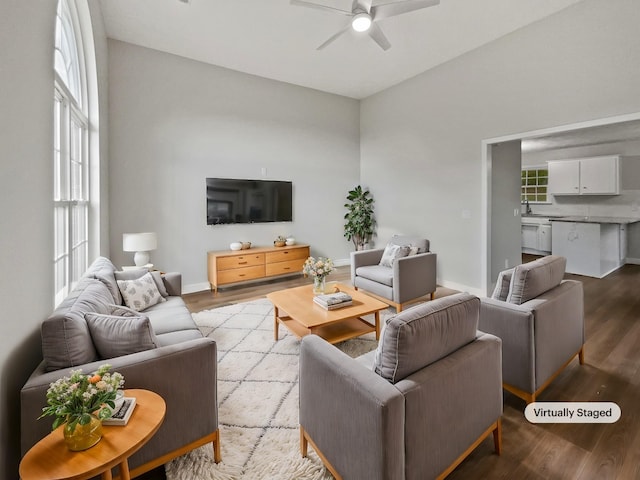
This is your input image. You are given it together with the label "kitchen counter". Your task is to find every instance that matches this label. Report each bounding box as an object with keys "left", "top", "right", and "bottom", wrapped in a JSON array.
[
  {"left": 551, "top": 219, "right": 630, "bottom": 278},
  {"left": 549, "top": 216, "right": 640, "bottom": 225}
]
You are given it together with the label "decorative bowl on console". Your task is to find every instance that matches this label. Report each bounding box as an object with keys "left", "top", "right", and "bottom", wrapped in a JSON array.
[
  {"left": 274, "top": 236, "right": 286, "bottom": 247},
  {"left": 241, "top": 242, "right": 251, "bottom": 250},
  {"left": 286, "top": 237, "right": 296, "bottom": 246},
  {"left": 230, "top": 242, "right": 242, "bottom": 251}
]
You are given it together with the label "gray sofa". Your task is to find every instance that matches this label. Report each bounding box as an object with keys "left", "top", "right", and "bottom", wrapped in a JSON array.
[
  {"left": 20, "top": 257, "right": 220, "bottom": 477},
  {"left": 351, "top": 235, "right": 437, "bottom": 312},
  {"left": 479, "top": 255, "right": 585, "bottom": 403},
  {"left": 300, "top": 293, "right": 503, "bottom": 480}
]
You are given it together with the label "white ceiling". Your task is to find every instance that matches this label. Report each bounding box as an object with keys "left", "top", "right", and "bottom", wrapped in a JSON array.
[{"left": 99, "top": 0, "right": 583, "bottom": 99}]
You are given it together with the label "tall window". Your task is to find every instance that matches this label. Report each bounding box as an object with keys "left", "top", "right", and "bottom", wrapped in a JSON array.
[
  {"left": 54, "top": 0, "right": 89, "bottom": 305},
  {"left": 521, "top": 167, "right": 548, "bottom": 204}
]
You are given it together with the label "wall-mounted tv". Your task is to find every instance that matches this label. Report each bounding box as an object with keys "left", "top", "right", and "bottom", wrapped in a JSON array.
[{"left": 206, "top": 178, "right": 293, "bottom": 225}]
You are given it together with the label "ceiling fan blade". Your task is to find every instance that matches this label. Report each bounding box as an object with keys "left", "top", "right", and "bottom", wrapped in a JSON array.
[
  {"left": 368, "top": 22, "right": 391, "bottom": 50},
  {"left": 290, "top": 0, "right": 353, "bottom": 16},
  {"left": 317, "top": 24, "right": 352, "bottom": 50},
  {"left": 372, "top": 0, "right": 439, "bottom": 21},
  {"left": 353, "top": 0, "right": 374, "bottom": 13}
]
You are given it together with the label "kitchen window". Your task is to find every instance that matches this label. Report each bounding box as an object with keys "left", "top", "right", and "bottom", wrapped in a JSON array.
[{"left": 521, "top": 167, "right": 548, "bottom": 203}]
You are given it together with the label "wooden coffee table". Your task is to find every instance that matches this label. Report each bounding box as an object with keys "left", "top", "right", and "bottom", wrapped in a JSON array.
[
  {"left": 267, "top": 283, "right": 389, "bottom": 344},
  {"left": 19, "top": 389, "right": 165, "bottom": 480}
]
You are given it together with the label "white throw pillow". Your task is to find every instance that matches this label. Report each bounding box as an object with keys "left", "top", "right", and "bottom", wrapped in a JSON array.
[
  {"left": 379, "top": 243, "right": 410, "bottom": 268},
  {"left": 117, "top": 272, "right": 166, "bottom": 311}
]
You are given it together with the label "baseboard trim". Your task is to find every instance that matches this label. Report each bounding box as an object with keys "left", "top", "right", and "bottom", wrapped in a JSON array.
[
  {"left": 183, "top": 282, "right": 212, "bottom": 294},
  {"left": 438, "top": 279, "right": 484, "bottom": 297}
]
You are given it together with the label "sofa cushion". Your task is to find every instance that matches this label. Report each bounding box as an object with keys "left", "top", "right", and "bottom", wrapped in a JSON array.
[
  {"left": 373, "top": 293, "right": 479, "bottom": 383},
  {"left": 491, "top": 268, "right": 514, "bottom": 301},
  {"left": 390, "top": 235, "right": 429, "bottom": 253},
  {"left": 41, "top": 279, "right": 115, "bottom": 371},
  {"left": 379, "top": 243, "right": 410, "bottom": 268},
  {"left": 115, "top": 269, "right": 169, "bottom": 297},
  {"left": 85, "top": 312, "right": 159, "bottom": 359},
  {"left": 85, "top": 256, "right": 122, "bottom": 305},
  {"left": 506, "top": 255, "right": 566, "bottom": 305},
  {"left": 355, "top": 265, "right": 394, "bottom": 287},
  {"left": 117, "top": 272, "right": 166, "bottom": 311}
]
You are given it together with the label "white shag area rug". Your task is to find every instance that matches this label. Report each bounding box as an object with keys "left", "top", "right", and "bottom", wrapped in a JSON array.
[{"left": 165, "top": 298, "right": 389, "bottom": 480}]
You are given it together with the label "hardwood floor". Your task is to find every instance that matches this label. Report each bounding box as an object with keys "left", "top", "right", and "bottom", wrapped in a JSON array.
[{"left": 176, "top": 262, "right": 640, "bottom": 480}]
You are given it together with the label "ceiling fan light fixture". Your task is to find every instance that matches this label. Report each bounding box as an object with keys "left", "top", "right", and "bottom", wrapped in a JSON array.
[{"left": 351, "top": 12, "right": 372, "bottom": 32}]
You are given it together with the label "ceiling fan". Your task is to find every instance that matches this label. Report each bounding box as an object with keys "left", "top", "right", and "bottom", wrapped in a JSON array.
[{"left": 291, "top": 0, "right": 440, "bottom": 51}]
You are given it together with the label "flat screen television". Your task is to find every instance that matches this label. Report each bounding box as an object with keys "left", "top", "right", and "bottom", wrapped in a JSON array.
[{"left": 206, "top": 178, "right": 293, "bottom": 225}]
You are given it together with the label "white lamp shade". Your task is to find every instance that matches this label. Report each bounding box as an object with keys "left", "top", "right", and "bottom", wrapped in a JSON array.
[
  {"left": 123, "top": 232, "right": 157, "bottom": 252},
  {"left": 123, "top": 232, "right": 157, "bottom": 266}
]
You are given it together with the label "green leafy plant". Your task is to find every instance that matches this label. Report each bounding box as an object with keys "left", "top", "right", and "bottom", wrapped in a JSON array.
[
  {"left": 344, "top": 185, "right": 375, "bottom": 250},
  {"left": 39, "top": 364, "right": 124, "bottom": 431}
]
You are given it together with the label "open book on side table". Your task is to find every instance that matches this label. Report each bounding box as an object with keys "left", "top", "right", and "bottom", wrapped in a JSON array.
[{"left": 103, "top": 397, "right": 136, "bottom": 426}]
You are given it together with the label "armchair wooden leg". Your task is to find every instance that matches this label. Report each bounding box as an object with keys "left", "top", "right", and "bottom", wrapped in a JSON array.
[
  {"left": 430, "top": 292, "right": 435, "bottom": 301},
  {"left": 493, "top": 418, "right": 502, "bottom": 455},
  {"left": 212, "top": 429, "right": 221, "bottom": 463},
  {"left": 579, "top": 345, "right": 585, "bottom": 365},
  {"left": 300, "top": 426, "right": 308, "bottom": 457}
]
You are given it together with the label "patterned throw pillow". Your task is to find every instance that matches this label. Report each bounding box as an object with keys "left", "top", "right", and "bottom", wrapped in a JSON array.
[
  {"left": 491, "top": 268, "right": 514, "bottom": 301},
  {"left": 379, "top": 243, "right": 411, "bottom": 268},
  {"left": 117, "top": 272, "right": 166, "bottom": 311}
]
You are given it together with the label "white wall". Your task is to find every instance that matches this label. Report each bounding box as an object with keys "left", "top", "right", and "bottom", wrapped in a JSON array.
[
  {"left": 360, "top": 0, "right": 640, "bottom": 292},
  {"left": 490, "top": 141, "right": 523, "bottom": 286},
  {"left": 0, "top": 1, "right": 109, "bottom": 478},
  {"left": 108, "top": 41, "right": 360, "bottom": 292}
]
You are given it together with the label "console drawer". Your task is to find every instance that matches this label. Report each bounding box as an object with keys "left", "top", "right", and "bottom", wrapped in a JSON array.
[
  {"left": 217, "top": 253, "right": 265, "bottom": 270},
  {"left": 217, "top": 265, "right": 265, "bottom": 284},
  {"left": 266, "top": 247, "right": 309, "bottom": 264},
  {"left": 266, "top": 258, "right": 306, "bottom": 277}
]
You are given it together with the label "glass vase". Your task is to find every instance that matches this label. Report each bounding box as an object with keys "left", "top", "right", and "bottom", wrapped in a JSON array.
[
  {"left": 313, "top": 276, "right": 326, "bottom": 295},
  {"left": 63, "top": 414, "right": 103, "bottom": 451}
]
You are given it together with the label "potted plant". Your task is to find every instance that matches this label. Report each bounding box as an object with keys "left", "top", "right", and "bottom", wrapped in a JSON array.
[{"left": 343, "top": 185, "right": 375, "bottom": 250}]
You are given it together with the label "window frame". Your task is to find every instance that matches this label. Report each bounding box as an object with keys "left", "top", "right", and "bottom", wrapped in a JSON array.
[
  {"left": 53, "top": 0, "right": 91, "bottom": 306},
  {"left": 521, "top": 165, "right": 550, "bottom": 204}
]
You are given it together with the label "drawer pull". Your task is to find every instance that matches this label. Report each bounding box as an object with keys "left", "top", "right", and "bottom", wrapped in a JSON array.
[
  {"left": 239, "top": 274, "right": 245, "bottom": 277},
  {"left": 238, "top": 261, "right": 248, "bottom": 265}
]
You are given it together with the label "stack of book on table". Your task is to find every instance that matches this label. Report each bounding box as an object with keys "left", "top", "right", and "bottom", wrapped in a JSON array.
[{"left": 313, "top": 292, "right": 353, "bottom": 310}]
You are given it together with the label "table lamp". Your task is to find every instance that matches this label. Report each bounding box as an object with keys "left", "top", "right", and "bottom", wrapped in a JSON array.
[{"left": 123, "top": 232, "right": 157, "bottom": 267}]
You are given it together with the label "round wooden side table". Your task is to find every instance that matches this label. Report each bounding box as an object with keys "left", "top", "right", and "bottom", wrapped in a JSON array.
[{"left": 19, "top": 389, "right": 165, "bottom": 480}]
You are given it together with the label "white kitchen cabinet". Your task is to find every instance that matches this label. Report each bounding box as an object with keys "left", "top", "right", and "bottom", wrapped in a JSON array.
[
  {"left": 548, "top": 156, "right": 620, "bottom": 195},
  {"left": 522, "top": 224, "right": 539, "bottom": 251},
  {"left": 548, "top": 160, "right": 580, "bottom": 194},
  {"left": 522, "top": 219, "right": 552, "bottom": 254},
  {"left": 539, "top": 224, "right": 552, "bottom": 252}
]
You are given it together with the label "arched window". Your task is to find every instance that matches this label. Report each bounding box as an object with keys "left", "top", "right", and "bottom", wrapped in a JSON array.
[{"left": 53, "top": 0, "right": 91, "bottom": 305}]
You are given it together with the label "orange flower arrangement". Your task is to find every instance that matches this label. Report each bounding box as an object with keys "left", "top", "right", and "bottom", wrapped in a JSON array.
[{"left": 39, "top": 364, "right": 124, "bottom": 430}]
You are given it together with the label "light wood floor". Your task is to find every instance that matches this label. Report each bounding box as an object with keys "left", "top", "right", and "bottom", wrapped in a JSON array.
[{"left": 178, "top": 261, "right": 640, "bottom": 480}]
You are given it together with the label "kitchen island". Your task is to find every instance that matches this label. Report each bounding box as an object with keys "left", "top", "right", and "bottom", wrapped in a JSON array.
[{"left": 550, "top": 216, "right": 640, "bottom": 278}]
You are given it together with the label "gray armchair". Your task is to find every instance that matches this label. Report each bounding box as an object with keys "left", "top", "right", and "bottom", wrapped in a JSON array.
[
  {"left": 479, "top": 255, "right": 585, "bottom": 403},
  {"left": 351, "top": 235, "right": 437, "bottom": 312},
  {"left": 300, "top": 293, "right": 503, "bottom": 480}
]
